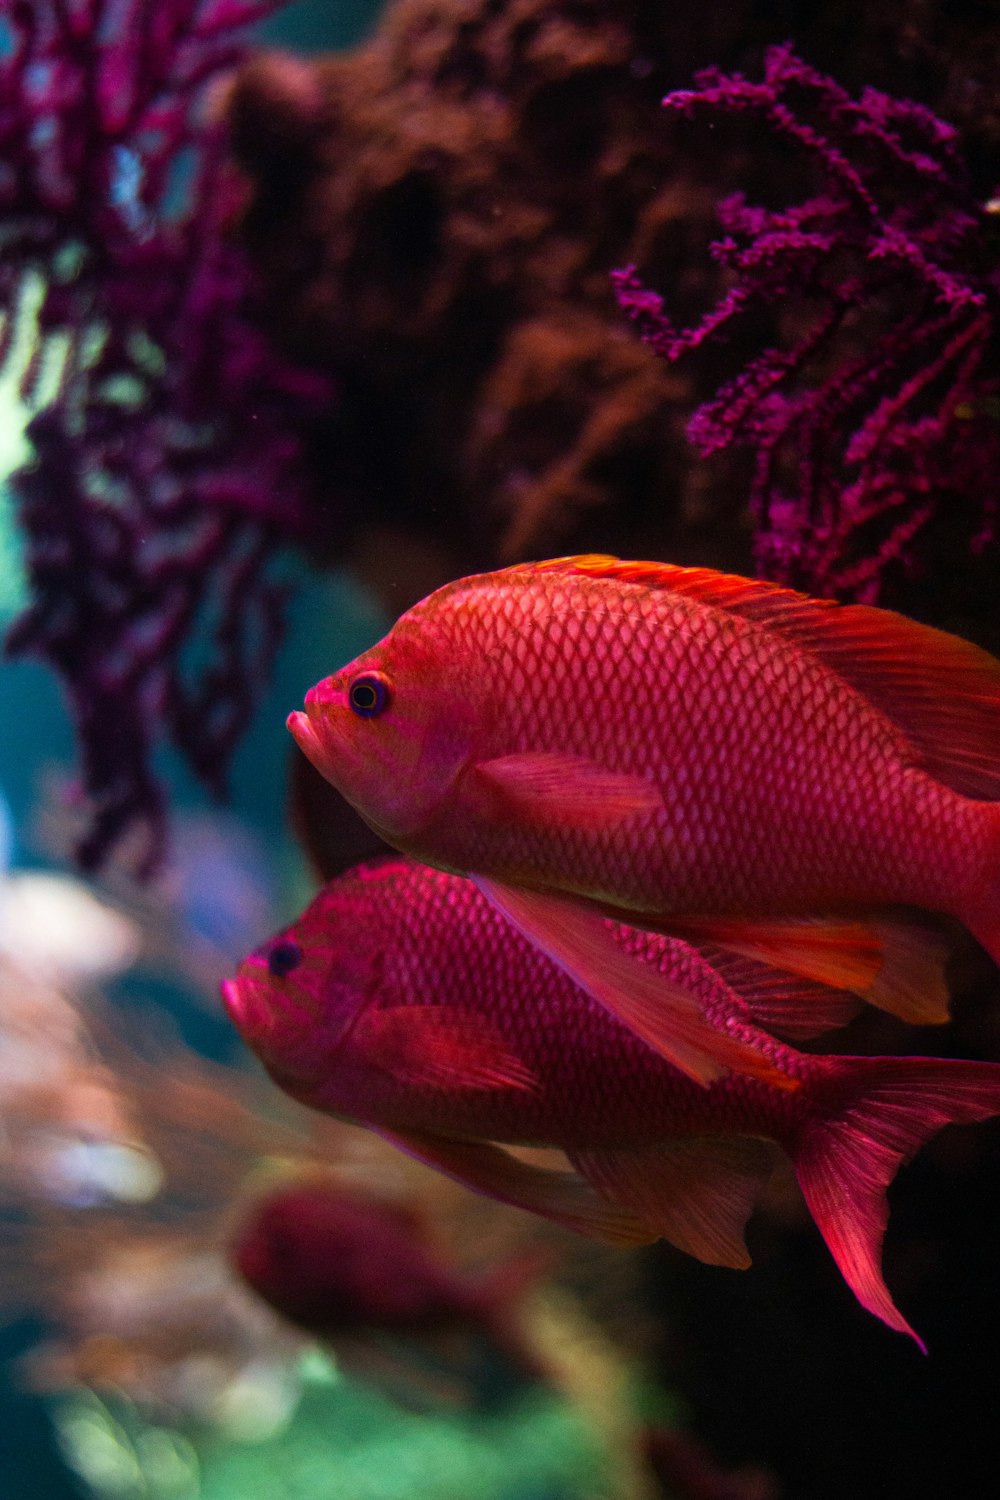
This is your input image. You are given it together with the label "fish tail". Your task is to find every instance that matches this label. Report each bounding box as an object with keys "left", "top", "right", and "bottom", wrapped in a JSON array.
[{"left": 793, "top": 1055, "right": 1000, "bottom": 1350}]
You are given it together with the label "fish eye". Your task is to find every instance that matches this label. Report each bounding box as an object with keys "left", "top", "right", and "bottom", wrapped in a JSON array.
[
  {"left": 348, "top": 672, "right": 391, "bottom": 719},
  {"left": 267, "top": 940, "right": 303, "bottom": 978}
]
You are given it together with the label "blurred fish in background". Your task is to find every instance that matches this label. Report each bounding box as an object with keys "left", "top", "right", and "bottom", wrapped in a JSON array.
[{"left": 229, "top": 1181, "right": 552, "bottom": 1394}]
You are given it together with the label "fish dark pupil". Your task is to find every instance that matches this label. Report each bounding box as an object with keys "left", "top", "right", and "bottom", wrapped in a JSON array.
[
  {"left": 268, "top": 941, "right": 303, "bottom": 978},
  {"left": 349, "top": 675, "right": 388, "bottom": 717}
]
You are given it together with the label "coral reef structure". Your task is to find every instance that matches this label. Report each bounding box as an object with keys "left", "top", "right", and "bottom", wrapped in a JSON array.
[
  {"left": 0, "top": 0, "right": 331, "bottom": 873},
  {"left": 229, "top": 0, "right": 1000, "bottom": 615},
  {"left": 226, "top": 0, "right": 720, "bottom": 576},
  {"left": 615, "top": 43, "right": 1000, "bottom": 602}
]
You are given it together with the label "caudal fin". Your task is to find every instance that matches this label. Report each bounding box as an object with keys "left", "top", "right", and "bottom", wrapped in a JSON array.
[{"left": 794, "top": 1056, "right": 1000, "bottom": 1350}]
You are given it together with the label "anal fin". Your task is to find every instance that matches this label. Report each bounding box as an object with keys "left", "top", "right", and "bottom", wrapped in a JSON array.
[
  {"left": 376, "top": 1127, "right": 657, "bottom": 1247},
  {"left": 569, "top": 1136, "right": 782, "bottom": 1269}
]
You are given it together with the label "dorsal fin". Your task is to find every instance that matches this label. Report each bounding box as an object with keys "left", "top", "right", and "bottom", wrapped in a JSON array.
[
  {"left": 703, "top": 949, "right": 864, "bottom": 1040},
  {"left": 532, "top": 556, "right": 1000, "bottom": 801},
  {"left": 530, "top": 553, "right": 824, "bottom": 612}
]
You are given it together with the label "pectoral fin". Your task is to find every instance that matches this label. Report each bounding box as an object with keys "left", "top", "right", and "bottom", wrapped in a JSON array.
[
  {"left": 354, "top": 1007, "right": 539, "bottom": 1094},
  {"left": 473, "top": 753, "right": 662, "bottom": 829},
  {"left": 474, "top": 880, "right": 798, "bottom": 1091},
  {"left": 569, "top": 1135, "right": 783, "bottom": 1268},
  {"left": 376, "top": 1127, "right": 657, "bottom": 1247}
]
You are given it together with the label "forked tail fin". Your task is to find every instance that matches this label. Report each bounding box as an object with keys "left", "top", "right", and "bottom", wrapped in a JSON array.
[{"left": 793, "top": 1056, "right": 1000, "bottom": 1350}]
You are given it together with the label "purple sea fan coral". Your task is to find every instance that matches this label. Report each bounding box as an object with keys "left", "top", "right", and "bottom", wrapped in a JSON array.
[
  {"left": 613, "top": 43, "right": 1000, "bottom": 603},
  {"left": 0, "top": 0, "right": 332, "bottom": 874}
]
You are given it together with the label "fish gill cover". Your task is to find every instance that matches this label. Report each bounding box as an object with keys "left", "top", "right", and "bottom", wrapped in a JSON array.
[
  {"left": 614, "top": 43, "right": 1000, "bottom": 602},
  {"left": 0, "top": 0, "right": 333, "bottom": 876}
]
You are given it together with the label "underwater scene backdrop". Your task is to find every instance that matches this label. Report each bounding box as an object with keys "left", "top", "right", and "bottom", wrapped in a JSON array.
[{"left": 4, "top": 1, "right": 1000, "bottom": 1496}]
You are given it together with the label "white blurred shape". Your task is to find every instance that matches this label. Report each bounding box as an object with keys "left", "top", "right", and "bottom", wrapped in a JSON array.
[
  {"left": 212, "top": 1356, "right": 303, "bottom": 1441},
  {"left": 35, "top": 1136, "right": 164, "bottom": 1207},
  {"left": 0, "top": 871, "right": 140, "bottom": 982}
]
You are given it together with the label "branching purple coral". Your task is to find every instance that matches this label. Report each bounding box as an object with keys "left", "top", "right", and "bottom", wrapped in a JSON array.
[
  {"left": 0, "top": 0, "right": 332, "bottom": 874},
  {"left": 613, "top": 43, "right": 1000, "bottom": 602}
]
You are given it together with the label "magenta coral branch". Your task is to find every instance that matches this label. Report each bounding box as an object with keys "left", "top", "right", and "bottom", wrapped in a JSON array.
[
  {"left": 614, "top": 44, "right": 1000, "bottom": 602},
  {"left": 0, "top": 0, "right": 332, "bottom": 873}
]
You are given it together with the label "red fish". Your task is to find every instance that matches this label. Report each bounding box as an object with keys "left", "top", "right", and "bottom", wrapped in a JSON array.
[
  {"left": 230, "top": 1180, "right": 543, "bottom": 1375},
  {"left": 222, "top": 858, "right": 1000, "bottom": 1348},
  {"left": 286, "top": 555, "right": 986, "bottom": 1078}
]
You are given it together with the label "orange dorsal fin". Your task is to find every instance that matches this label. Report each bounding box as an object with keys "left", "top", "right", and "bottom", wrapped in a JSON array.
[
  {"left": 669, "top": 914, "right": 951, "bottom": 1027},
  {"left": 531, "top": 554, "right": 827, "bottom": 611},
  {"left": 533, "top": 556, "right": 1000, "bottom": 800}
]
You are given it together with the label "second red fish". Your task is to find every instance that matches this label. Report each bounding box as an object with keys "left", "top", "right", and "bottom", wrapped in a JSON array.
[{"left": 222, "top": 859, "right": 1000, "bottom": 1350}]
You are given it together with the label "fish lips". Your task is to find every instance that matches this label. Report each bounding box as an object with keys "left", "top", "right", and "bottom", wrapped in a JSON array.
[
  {"left": 288, "top": 679, "right": 366, "bottom": 791},
  {"left": 287, "top": 705, "right": 334, "bottom": 777}
]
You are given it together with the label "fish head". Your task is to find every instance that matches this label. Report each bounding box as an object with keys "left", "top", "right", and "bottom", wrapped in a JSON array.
[
  {"left": 287, "top": 610, "right": 485, "bottom": 846},
  {"left": 231, "top": 1189, "right": 304, "bottom": 1308},
  {"left": 221, "top": 872, "right": 395, "bottom": 1095},
  {"left": 230, "top": 1184, "right": 367, "bottom": 1328}
]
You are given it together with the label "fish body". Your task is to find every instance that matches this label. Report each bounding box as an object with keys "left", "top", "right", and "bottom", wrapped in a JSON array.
[
  {"left": 288, "top": 556, "right": 1000, "bottom": 933},
  {"left": 287, "top": 557, "right": 1000, "bottom": 1073},
  {"left": 226, "top": 863, "right": 805, "bottom": 1145},
  {"left": 223, "top": 859, "right": 1000, "bottom": 1346}
]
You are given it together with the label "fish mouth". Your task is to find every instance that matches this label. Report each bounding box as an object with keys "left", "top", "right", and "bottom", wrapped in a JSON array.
[
  {"left": 221, "top": 972, "right": 320, "bottom": 1082},
  {"left": 286, "top": 708, "right": 325, "bottom": 768},
  {"left": 221, "top": 975, "right": 260, "bottom": 1037},
  {"left": 221, "top": 972, "right": 289, "bottom": 1049},
  {"left": 287, "top": 679, "right": 348, "bottom": 779},
  {"left": 287, "top": 707, "right": 345, "bottom": 787}
]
